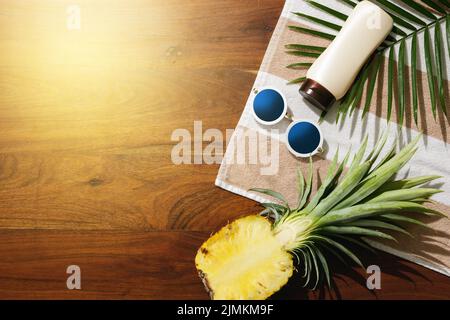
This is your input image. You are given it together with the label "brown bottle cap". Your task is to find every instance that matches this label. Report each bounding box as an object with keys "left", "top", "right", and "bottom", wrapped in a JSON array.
[{"left": 299, "top": 79, "right": 336, "bottom": 112}]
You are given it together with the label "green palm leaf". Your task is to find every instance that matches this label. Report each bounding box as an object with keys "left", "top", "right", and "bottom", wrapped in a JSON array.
[
  {"left": 402, "top": 0, "right": 437, "bottom": 20},
  {"left": 339, "top": 0, "right": 356, "bottom": 7},
  {"left": 349, "top": 62, "right": 371, "bottom": 114},
  {"left": 437, "top": 0, "right": 450, "bottom": 8},
  {"left": 288, "top": 25, "right": 335, "bottom": 40},
  {"left": 337, "top": 75, "right": 360, "bottom": 121},
  {"left": 411, "top": 32, "right": 419, "bottom": 125},
  {"left": 285, "top": 44, "right": 326, "bottom": 52},
  {"left": 424, "top": 26, "right": 438, "bottom": 119},
  {"left": 447, "top": 15, "right": 450, "bottom": 59},
  {"left": 387, "top": 46, "right": 395, "bottom": 122},
  {"left": 288, "top": 76, "right": 307, "bottom": 85},
  {"left": 338, "top": 0, "right": 407, "bottom": 36},
  {"left": 398, "top": 39, "right": 407, "bottom": 124},
  {"left": 307, "top": 0, "right": 348, "bottom": 20},
  {"left": 434, "top": 21, "right": 448, "bottom": 117},
  {"left": 378, "top": 0, "right": 427, "bottom": 25},
  {"left": 292, "top": 12, "right": 342, "bottom": 31},
  {"left": 286, "top": 50, "right": 321, "bottom": 58},
  {"left": 339, "top": 0, "right": 358, "bottom": 7},
  {"left": 362, "top": 54, "right": 382, "bottom": 118},
  {"left": 286, "top": 62, "right": 313, "bottom": 69},
  {"left": 421, "top": 0, "right": 447, "bottom": 14},
  {"left": 286, "top": 0, "right": 449, "bottom": 126},
  {"left": 387, "top": 10, "right": 418, "bottom": 31}
]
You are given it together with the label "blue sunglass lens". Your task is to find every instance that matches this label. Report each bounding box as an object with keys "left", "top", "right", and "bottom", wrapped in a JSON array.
[
  {"left": 253, "top": 89, "right": 284, "bottom": 122},
  {"left": 288, "top": 122, "right": 321, "bottom": 154}
]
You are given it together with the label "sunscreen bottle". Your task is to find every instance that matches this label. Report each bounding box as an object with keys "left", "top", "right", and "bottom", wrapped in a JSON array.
[{"left": 299, "top": 0, "right": 393, "bottom": 111}]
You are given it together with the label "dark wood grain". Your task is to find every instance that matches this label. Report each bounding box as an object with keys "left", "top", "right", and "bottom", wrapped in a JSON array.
[
  {"left": 0, "top": 230, "right": 449, "bottom": 300},
  {"left": 0, "top": 0, "right": 449, "bottom": 299},
  {"left": 0, "top": 230, "right": 209, "bottom": 299}
]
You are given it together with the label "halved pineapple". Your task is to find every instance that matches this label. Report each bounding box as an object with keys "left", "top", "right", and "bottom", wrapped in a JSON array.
[
  {"left": 196, "top": 134, "right": 444, "bottom": 300},
  {"left": 195, "top": 216, "right": 293, "bottom": 300}
]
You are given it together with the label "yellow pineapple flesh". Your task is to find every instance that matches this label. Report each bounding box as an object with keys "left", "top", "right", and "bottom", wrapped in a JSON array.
[
  {"left": 195, "top": 135, "right": 442, "bottom": 300},
  {"left": 195, "top": 216, "right": 294, "bottom": 300}
]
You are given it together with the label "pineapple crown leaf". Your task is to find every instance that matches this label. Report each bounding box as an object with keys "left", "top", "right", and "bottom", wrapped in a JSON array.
[
  {"left": 333, "top": 136, "right": 422, "bottom": 210},
  {"left": 297, "top": 167, "right": 305, "bottom": 205},
  {"left": 260, "top": 202, "right": 290, "bottom": 224},
  {"left": 313, "top": 245, "right": 331, "bottom": 288},
  {"left": 373, "top": 175, "right": 443, "bottom": 198},
  {"left": 310, "top": 235, "right": 365, "bottom": 268},
  {"left": 351, "top": 219, "right": 413, "bottom": 238},
  {"left": 348, "top": 135, "right": 368, "bottom": 170},
  {"left": 319, "top": 201, "right": 433, "bottom": 226},
  {"left": 367, "top": 187, "right": 443, "bottom": 203},
  {"left": 252, "top": 133, "right": 445, "bottom": 289},
  {"left": 249, "top": 188, "right": 290, "bottom": 210},
  {"left": 331, "top": 234, "right": 377, "bottom": 255},
  {"left": 304, "top": 244, "right": 320, "bottom": 289},
  {"left": 302, "top": 248, "right": 313, "bottom": 287},
  {"left": 297, "top": 158, "right": 314, "bottom": 209},
  {"left": 319, "top": 226, "right": 398, "bottom": 242},
  {"left": 310, "top": 160, "right": 372, "bottom": 218},
  {"left": 380, "top": 214, "right": 432, "bottom": 229}
]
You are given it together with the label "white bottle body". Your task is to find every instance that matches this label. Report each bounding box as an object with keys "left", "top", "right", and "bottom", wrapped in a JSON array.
[{"left": 306, "top": 0, "right": 393, "bottom": 100}]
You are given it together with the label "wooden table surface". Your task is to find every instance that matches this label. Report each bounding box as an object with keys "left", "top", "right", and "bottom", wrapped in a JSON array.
[{"left": 0, "top": 0, "right": 449, "bottom": 300}]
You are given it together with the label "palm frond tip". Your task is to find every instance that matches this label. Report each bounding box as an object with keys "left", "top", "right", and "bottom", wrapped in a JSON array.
[{"left": 287, "top": 0, "right": 449, "bottom": 126}]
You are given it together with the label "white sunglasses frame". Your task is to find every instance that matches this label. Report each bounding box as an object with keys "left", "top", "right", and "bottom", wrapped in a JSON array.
[
  {"left": 285, "top": 120, "right": 324, "bottom": 158},
  {"left": 251, "top": 86, "right": 288, "bottom": 126},
  {"left": 252, "top": 87, "right": 324, "bottom": 158}
]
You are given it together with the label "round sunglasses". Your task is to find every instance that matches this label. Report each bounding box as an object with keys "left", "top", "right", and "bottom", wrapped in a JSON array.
[{"left": 252, "top": 87, "right": 323, "bottom": 158}]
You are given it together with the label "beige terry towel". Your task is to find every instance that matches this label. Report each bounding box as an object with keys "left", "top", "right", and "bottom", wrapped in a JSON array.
[{"left": 216, "top": 0, "right": 450, "bottom": 276}]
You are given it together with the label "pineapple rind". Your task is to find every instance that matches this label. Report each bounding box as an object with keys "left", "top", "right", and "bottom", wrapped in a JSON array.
[{"left": 195, "top": 216, "right": 293, "bottom": 300}]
